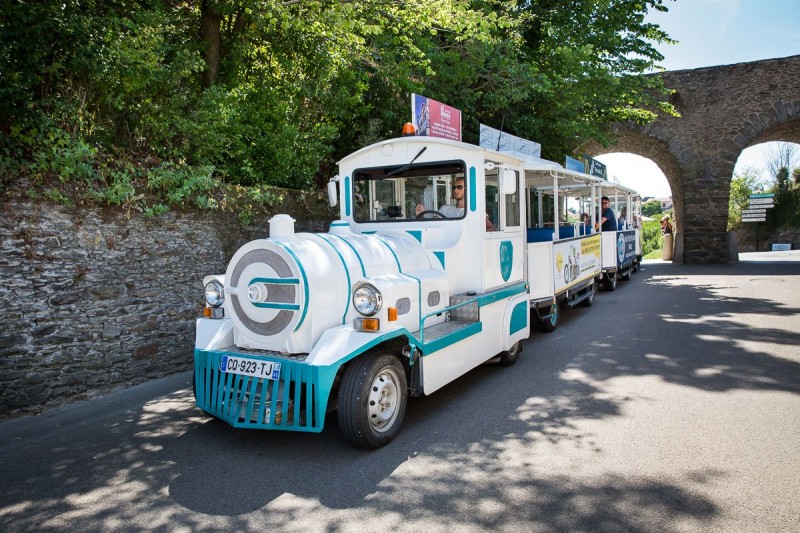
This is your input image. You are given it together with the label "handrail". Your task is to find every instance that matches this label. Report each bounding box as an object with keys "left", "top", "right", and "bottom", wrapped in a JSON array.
[{"left": 417, "top": 297, "right": 479, "bottom": 345}]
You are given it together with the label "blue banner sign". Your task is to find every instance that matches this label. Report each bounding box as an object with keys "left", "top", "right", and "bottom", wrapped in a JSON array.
[
  {"left": 581, "top": 155, "right": 607, "bottom": 179},
  {"left": 565, "top": 156, "right": 585, "bottom": 173}
]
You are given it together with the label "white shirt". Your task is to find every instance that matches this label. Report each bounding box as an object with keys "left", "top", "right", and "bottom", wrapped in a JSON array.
[{"left": 440, "top": 204, "right": 464, "bottom": 218}]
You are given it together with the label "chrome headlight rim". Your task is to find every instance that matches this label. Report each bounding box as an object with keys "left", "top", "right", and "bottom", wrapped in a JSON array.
[
  {"left": 204, "top": 280, "right": 225, "bottom": 308},
  {"left": 353, "top": 283, "right": 382, "bottom": 316}
]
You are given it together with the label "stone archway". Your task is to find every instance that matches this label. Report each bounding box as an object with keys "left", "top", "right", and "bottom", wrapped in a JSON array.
[{"left": 584, "top": 55, "right": 800, "bottom": 263}]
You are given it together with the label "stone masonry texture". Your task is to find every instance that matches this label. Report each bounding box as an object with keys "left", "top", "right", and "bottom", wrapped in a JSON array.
[
  {"left": 0, "top": 192, "right": 335, "bottom": 420},
  {"left": 584, "top": 55, "right": 800, "bottom": 263}
]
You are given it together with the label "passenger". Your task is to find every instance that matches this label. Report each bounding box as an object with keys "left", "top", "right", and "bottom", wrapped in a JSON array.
[
  {"left": 416, "top": 177, "right": 494, "bottom": 230},
  {"left": 598, "top": 196, "right": 617, "bottom": 231},
  {"left": 580, "top": 212, "right": 591, "bottom": 233},
  {"left": 660, "top": 214, "right": 673, "bottom": 235},
  {"left": 617, "top": 206, "right": 628, "bottom": 230}
]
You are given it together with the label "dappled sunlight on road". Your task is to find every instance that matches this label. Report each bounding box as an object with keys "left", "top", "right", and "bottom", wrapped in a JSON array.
[{"left": 2, "top": 262, "right": 798, "bottom": 532}]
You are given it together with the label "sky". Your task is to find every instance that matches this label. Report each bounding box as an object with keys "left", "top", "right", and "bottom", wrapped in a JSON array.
[{"left": 596, "top": 0, "right": 800, "bottom": 199}]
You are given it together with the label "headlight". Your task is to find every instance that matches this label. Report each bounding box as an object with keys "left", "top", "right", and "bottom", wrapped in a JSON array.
[
  {"left": 204, "top": 280, "right": 225, "bottom": 308},
  {"left": 353, "top": 284, "right": 382, "bottom": 316}
]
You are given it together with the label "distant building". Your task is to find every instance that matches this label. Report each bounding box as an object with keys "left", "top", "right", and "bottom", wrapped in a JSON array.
[{"left": 657, "top": 196, "right": 673, "bottom": 210}]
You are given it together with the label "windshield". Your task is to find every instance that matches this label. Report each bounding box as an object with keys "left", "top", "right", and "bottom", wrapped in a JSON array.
[{"left": 352, "top": 161, "right": 466, "bottom": 222}]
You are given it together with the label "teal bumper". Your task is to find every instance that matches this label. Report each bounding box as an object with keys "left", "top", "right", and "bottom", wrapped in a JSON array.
[{"left": 194, "top": 348, "right": 339, "bottom": 432}]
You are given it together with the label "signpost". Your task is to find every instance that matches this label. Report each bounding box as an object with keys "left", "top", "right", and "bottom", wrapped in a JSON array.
[{"left": 744, "top": 193, "right": 775, "bottom": 250}]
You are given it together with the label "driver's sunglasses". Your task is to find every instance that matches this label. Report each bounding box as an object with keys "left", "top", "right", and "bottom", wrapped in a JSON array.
[{"left": 452, "top": 184, "right": 464, "bottom": 190}]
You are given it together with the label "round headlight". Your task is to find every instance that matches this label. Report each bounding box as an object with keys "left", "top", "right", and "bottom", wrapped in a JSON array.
[
  {"left": 204, "top": 280, "right": 225, "bottom": 308},
  {"left": 353, "top": 284, "right": 382, "bottom": 316}
]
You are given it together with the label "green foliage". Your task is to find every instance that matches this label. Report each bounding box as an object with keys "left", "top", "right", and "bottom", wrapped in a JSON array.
[
  {"left": 728, "top": 166, "right": 766, "bottom": 229},
  {"left": 1, "top": 0, "right": 678, "bottom": 210},
  {"left": 642, "top": 199, "right": 663, "bottom": 217},
  {"left": 641, "top": 219, "right": 662, "bottom": 256},
  {"left": 767, "top": 173, "right": 800, "bottom": 230}
]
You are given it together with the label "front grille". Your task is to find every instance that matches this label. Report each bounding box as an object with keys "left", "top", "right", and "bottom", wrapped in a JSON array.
[
  {"left": 231, "top": 296, "right": 294, "bottom": 336},
  {"left": 228, "top": 247, "right": 298, "bottom": 338},
  {"left": 194, "top": 348, "right": 331, "bottom": 432},
  {"left": 231, "top": 249, "right": 292, "bottom": 285}
]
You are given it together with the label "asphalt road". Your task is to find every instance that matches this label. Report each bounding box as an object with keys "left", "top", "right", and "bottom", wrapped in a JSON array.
[{"left": 1, "top": 252, "right": 799, "bottom": 532}]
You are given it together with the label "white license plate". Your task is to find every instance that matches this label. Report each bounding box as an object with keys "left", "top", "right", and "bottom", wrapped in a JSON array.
[{"left": 220, "top": 355, "right": 281, "bottom": 380}]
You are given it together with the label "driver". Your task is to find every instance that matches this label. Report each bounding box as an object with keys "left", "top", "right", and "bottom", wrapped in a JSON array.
[
  {"left": 416, "top": 177, "right": 465, "bottom": 218},
  {"left": 415, "top": 177, "right": 494, "bottom": 230}
]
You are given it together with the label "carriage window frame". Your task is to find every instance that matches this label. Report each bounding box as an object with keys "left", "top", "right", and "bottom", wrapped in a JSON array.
[{"left": 352, "top": 160, "right": 468, "bottom": 223}]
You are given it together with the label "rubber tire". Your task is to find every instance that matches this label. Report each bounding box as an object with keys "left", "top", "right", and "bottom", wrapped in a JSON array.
[
  {"left": 498, "top": 341, "right": 522, "bottom": 366},
  {"left": 338, "top": 353, "right": 408, "bottom": 449},
  {"left": 603, "top": 273, "right": 617, "bottom": 291},
  {"left": 621, "top": 269, "right": 632, "bottom": 281},
  {"left": 580, "top": 283, "right": 596, "bottom": 307},
  {"left": 537, "top": 301, "right": 559, "bottom": 332}
]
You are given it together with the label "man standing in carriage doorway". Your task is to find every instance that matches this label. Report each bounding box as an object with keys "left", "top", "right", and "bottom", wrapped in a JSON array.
[{"left": 599, "top": 196, "right": 617, "bottom": 232}]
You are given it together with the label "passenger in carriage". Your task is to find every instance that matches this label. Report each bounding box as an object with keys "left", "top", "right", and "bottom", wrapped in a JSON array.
[
  {"left": 617, "top": 207, "right": 628, "bottom": 230},
  {"left": 599, "top": 196, "right": 617, "bottom": 232},
  {"left": 580, "top": 212, "right": 591, "bottom": 232}
]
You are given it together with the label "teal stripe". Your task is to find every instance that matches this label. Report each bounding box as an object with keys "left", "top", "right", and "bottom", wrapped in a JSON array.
[
  {"left": 374, "top": 235, "right": 402, "bottom": 272},
  {"left": 249, "top": 277, "right": 300, "bottom": 285},
  {"left": 433, "top": 251, "right": 445, "bottom": 269},
  {"left": 252, "top": 302, "right": 301, "bottom": 310},
  {"left": 273, "top": 243, "right": 310, "bottom": 332},
  {"left": 330, "top": 234, "right": 366, "bottom": 277},
  {"left": 474, "top": 281, "right": 528, "bottom": 306},
  {"left": 407, "top": 230, "right": 422, "bottom": 243},
  {"left": 313, "top": 233, "right": 352, "bottom": 325},
  {"left": 344, "top": 176, "right": 351, "bottom": 216},
  {"left": 469, "top": 166, "right": 477, "bottom": 212},
  {"left": 423, "top": 322, "right": 482, "bottom": 354},
  {"left": 372, "top": 235, "right": 423, "bottom": 320}
]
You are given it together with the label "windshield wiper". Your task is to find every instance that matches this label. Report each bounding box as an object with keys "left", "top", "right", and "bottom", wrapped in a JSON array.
[{"left": 383, "top": 146, "right": 427, "bottom": 178}]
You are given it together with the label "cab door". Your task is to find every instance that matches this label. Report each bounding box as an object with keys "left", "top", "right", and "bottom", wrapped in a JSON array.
[{"left": 482, "top": 165, "right": 525, "bottom": 291}]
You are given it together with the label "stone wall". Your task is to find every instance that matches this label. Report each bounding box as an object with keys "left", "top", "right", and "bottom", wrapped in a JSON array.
[
  {"left": 0, "top": 194, "right": 335, "bottom": 420},
  {"left": 585, "top": 55, "right": 800, "bottom": 263}
]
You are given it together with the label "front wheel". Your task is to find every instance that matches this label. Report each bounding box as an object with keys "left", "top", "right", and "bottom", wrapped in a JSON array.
[
  {"left": 338, "top": 354, "right": 408, "bottom": 448},
  {"left": 603, "top": 272, "right": 617, "bottom": 291},
  {"left": 498, "top": 341, "right": 522, "bottom": 366}
]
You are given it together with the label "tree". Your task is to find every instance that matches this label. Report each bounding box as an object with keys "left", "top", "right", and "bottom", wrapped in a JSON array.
[
  {"left": 642, "top": 199, "right": 662, "bottom": 217},
  {"left": 765, "top": 142, "right": 799, "bottom": 182},
  {"left": 1, "top": 0, "right": 680, "bottom": 203},
  {"left": 728, "top": 166, "right": 765, "bottom": 228}
]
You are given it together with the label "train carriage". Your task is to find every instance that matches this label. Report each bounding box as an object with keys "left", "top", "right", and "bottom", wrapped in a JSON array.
[{"left": 193, "top": 132, "right": 642, "bottom": 447}]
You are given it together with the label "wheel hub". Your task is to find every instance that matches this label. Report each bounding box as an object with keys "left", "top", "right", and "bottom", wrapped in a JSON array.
[{"left": 368, "top": 372, "right": 398, "bottom": 430}]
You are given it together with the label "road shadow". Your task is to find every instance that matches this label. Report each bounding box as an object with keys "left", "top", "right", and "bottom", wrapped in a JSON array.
[
  {"left": 579, "top": 262, "right": 800, "bottom": 394},
  {"left": 5, "top": 259, "right": 798, "bottom": 530}
]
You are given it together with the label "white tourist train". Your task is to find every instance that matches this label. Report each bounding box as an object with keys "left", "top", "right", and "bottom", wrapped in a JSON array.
[{"left": 194, "top": 131, "right": 642, "bottom": 448}]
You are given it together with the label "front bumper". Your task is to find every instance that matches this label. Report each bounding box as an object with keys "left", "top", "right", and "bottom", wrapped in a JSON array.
[{"left": 194, "top": 347, "right": 339, "bottom": 432}]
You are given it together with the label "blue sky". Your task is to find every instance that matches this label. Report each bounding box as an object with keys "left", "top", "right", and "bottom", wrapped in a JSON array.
[{"left": 597, "top": 0, "right": 800, "bottom": 198}]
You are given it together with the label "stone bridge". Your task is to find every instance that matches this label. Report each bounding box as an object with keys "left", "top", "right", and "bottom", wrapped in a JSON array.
[{"left": 585, "top": 55, "right": 800, "bottom": 263}]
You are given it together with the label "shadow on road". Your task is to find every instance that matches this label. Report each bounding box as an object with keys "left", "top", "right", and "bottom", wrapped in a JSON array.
[{"left": 3, "top": 260, "right": 798, "bottom": 531}]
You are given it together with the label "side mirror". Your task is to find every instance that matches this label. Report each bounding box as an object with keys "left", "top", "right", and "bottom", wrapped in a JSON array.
[
  {"left": 327, "top": 176, "right": 338, "bottom": 207},
  {"left": 500, "top": 168, "right": 517, "bottom": 195}
]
